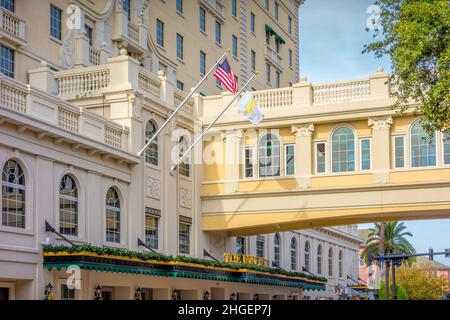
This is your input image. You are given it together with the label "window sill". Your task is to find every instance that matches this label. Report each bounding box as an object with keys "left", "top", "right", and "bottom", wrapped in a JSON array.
[
  {"left": 50, "top": 36, "right": 63, "bottom": 45},
  {"left": 176, "top": 57, "right": 185, "bottom": 65},
  {"left": 176, "top": 11, "right": 185, "bottom": 19},
  {"left": 0, "top": 226, "right": 34, "bottom": 236},
  {"left": 200, "top": 30, "right": 207, "bottom": 37},
  {"left": 144, "top": 162, "right": 160, "bottom": 171},
  {"left": 179, "top": 174, "right": 193, "bottom": 183},
  {"left": 156, "top": 44, "right": 166, "bottom": 52}
]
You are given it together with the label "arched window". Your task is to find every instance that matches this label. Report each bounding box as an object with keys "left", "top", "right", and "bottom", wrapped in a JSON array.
[
  {"left": 338, "top": 250, "right": 344, "bottom": 278},
  {"left": 179, "top": 136, "right": 190, "bottom": 177},
  {"left": 145, "top": 120, "right": 158, "bottom": 166},
  {"left": 59, "top": 175, "right": 78, "bottom": 236},
  {"left": 332, "top": 127, "right": 355, "bottom": 172},
  {"left": 259, "top": 133, "right": 280, "bottom": 177},
  {"left": 410, "top": 121, "right": 436, "bottom": 167},
  {"left": 290, "top": 237, "right": 297, "bottom": 271},
  {"left": 106, "top": 187, "right": 121, "bottom": 243},
  {"left": 1, "top": 160, "right": 25, "bottom": 228},
  {"left": 317, "top": 244, "right": 322, "bottom": 275},
  {"left": 304, "top": 241, "right": 310, "bottom": 272},
  {"left": 273, "top": 233, "right": 281, "bottom": 267},
  {"left": 328, "top": 248, "right": 333, "bottom": 277}
]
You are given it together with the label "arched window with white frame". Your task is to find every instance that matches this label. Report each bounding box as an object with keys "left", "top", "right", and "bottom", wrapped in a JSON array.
[
  {"left": 317, "top": 244, "right": 323, "bottom": 275},
  {"left": 331, "top": 127, "right": 355, "bottom": 172},
  {"left": 410, "top": 121, "right": 436, "bottom": 167},
  {"left": 304, "top": 241, "right": 310, "bottom": 272},
  {"left": 291, "top": 237, "right": 297, "bottom": 271},
  {"left": 338, "top": 250, "right": 344, "bottom": 278},
  {"left": 259, "top": 133, "right": 280, "bottom": 177},
  {"left": 59, "top": 175, "right": 79, "bottom": 236},
  {"left": 105, "top": 187, "right": 121, "bottom": 243},
  {"left": 273, "top": 233, "right": 281, "bottom": 267},
  {"left": 179, "top": 136, "right": 190, "bottom": 177},
  {"left": 328, "top": 247, "right": 333, "bottom": 277},
  {"left": 2, "top": 160, "right": 26, "bottom": 228},
  {"left": 145, "top": 120, "right": 158, "bottom": 166}
]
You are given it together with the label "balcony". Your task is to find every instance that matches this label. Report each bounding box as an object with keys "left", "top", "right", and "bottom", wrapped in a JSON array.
[
  {"left": 112, "top": 8, "right": 148, "bottom": 59},
  {"left": 0, "top": 74, "right": 131, "bottom": 154},
  {"left": 264, "top": 45, "right": 283, "bottom": 71},
  {"left": 199, "top": 0, "right": 225, "bottom": 21},
  {"left": 0, "top": 8, "right": 26, "bottom": 47}
]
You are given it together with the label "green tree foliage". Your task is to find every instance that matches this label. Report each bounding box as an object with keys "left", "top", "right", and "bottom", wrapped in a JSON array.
[
  {"left": 378, "top": 280, "right": 408, "bottom": 300},
  {"left": 364, "top": 0, "right": 450, "bottom": 136}
]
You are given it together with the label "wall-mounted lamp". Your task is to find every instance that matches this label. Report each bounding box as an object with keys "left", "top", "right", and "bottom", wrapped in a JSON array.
[
  {"left": 172, "top": 289, "right": 181, "bottom": 300},
  {"left": 135, "top": 287, "right": 143, "bottom": 300},
  {"left": 94, "top": 285, "right": 103, "bottom": 300},
  {"left": 44, "top": 282, "right": 53, "bottom": 300},
  {"left": 230, "top": 292, "right": 237, "bottom": 300},
  {"left": 253, "top": 294, "right": 259, "bottom": 300},
  {"left": 203, "top": 290, "right": 210, "bottom": 301}
]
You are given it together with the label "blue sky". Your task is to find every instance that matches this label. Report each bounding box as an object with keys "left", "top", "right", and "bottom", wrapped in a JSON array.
[{"left": 298, "top": 0, "right": 450, "bottom": 265}]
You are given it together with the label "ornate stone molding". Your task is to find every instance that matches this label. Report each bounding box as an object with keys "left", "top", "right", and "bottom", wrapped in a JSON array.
[
  {"left": 179, "top": 188, "right": 192, "bottom": 209},
  {"left": 292, "top": 124, "right": 315, "bottom": 137},
  {"left": 146, "top": 177, "right": 160, "bottom": 200},
  {"left": 368, "top": 116, "right": 393, "bottom": 130}
]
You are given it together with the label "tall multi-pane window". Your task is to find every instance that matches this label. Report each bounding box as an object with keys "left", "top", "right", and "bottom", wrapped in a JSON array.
[
  {"left": 273, "top": 233, "right": 280, "bottom": 267},
  {"left": 232, "top": 0, "right": 237, "bottom": 17},
  {"left": 176, "top": 0, "right": 183, "bottom": 14},
  {"left": 199, "top": 7, "right": 206, "bottom": 32},
  {"left": 288, "top": 49, "right": 293, "bottom": 68},
  {"left": 266, "top": 63, "right": 271, "bottom": 82},
  {"left": 232, "top": 35, "right": 238, "bottom": 58},
  {"left": 61, "top": 285, "right": 75, "bottom": 300},
  {"left": 290, "top": 237, "right": 297, "bottom": 271},
  {"left": 332, "top": 127, "right": 355, "bottom": 173},
  {"left": 265, "top": 0, "right": 269, "bottom": 10},
  {"left": 50, "top": 5, "right": 62, "bottom": 40},
  {"left": 2, "top": 160, "right": 25, "bottom": 228},
  {"left": 394, "top": 136, "right": 405, "bottom": 168},
  {"left": 84, "top": 25, "right": 93, "bottom": 45},
  {"left": 328, "top": 248, "right": 333, "bottom": 276},
  {"left": 0, "top": 0, "right": 15, "bottom": 12},
  {"left": 288, "top": 16, "right": 292, "bottom": 34},
  {"left": 145, "top": 210, "right": 159, "bottom": 250},
  {"left": 275, "top": 71, "right": 280, "bottom": 88},
  {"left": 338, "top": 250, "right": 343, "bottom": 278},
  {"left": 443, "top": 134, "right": 450, "bottom": 165},
  {"left": 304, "top": 241, "right": 310, "bottom": 272},
  {"left": 316, "top": 142, "right": 326, "bottom": 173},
  {"left": 250, "top": 12, "right": 255, "bottom": 33},
  {"left": 59, "top": 175, "right": 78, "bottom": 236},
  {"left": 200, "top": 50, "right": 206, "bottom": 75},
  {"left": 259, "top": 133, "right": 280, "bottom": 177},
  {"left": 156, "top": 19, "right": 164, "bottom": 47},
  {"left": 176, "top": 33, "right": 184, "bottom": 60},
  {"left": 256, "top": 235, "right": 265, "bottom": 258},
  {"left": 179, "top": 136, "right": 190, "bottom": 177},
  {"left": 410, "top": 121, "right": 436, "bottom": 167},
  {"left": 176, "top": 80, "right": 184, "bottom": 91},
  {"left": 179, "top": 223, "right": 190, "bottom": 254},
  {"left": 274, "top": 1, "right": 279, "bottom": 19},
  {"left": 250, "top": 50, "right": 256, "bottom": 71},
  {"left": 236, "top": 236, "right": 246, "bottom": 254},
  {"left": 123, "top": 0, "right": 131, "bottom": 20},
  {"left": 317, "top": 245, "right": 322, "bottom": 274},
  {"left": 285, "top": 144, "right": 295, "bottom": 176},
  {"left": 244, "top": 147, "right": 254, "bottom": 178},
  {"left": 145, "top": 121, "right": 158, "bottom": 166},
  {"left": 0, "top": 45, "right": 14, "bottom": 78},
  {"left": 105, "top": 188, "right": 121, "bottom": 243},
  {"left": 360, "top": 138, "right": 371, "bottom": 170},
  {"left": 215, "top": 21, "right": 221, "bottom": 44}
]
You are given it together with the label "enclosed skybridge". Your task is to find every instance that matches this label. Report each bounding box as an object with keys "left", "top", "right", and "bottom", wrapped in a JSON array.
[{"left": 199, "top": 68, "right": 450, "bottom": 236}]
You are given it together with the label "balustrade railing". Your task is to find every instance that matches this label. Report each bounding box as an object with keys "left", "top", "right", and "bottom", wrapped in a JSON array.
[
  {"left": 312, "top": 80, "right": 370, "bottom": 104},
  {"left": 105, "top": 125, "right": 123, "bottom": 149},
  {"left": 265, "top": 45, "right": 283, "bottom": 69},
  {"left": 55, "top": 67, "right": 110, "bottom": 99},
  {"left": 253, "top": 87, "right": 293, "bottom": 110},
  {"left": 174, "top": 88, "right": 194, "bottom": 114},
  {"left": 127, "top": 21, "right": 139, "bottom": 43},
  {"left": 58, "top": 105, "right": 80, "bottom": 133},
  {"left": 138, "top": 70, "right": 161, "bottom": 98},
  {"left": 0, "top": 76, "right": 27, "bottom": 113},
  {"left": 0, "top": 9, "right": 25, "bottom": 41},
  {"left": 89, "top": 46, "right": 101, "bottom": 66}
]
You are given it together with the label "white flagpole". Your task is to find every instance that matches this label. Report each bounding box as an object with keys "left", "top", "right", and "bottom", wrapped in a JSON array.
[
  {"left": 170, "top": 72, "right": 258, "bottom": 175},
  {"left": 137, "top": 50, "right": 230, "bottom": 157}
]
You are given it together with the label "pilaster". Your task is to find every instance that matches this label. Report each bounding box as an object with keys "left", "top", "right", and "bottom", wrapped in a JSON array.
[
  {"left": 368, "top": 116, "right": 393, "bottom": 184},
  {"left": 291, "top": 123, "right": 314, "bottom": 189}
]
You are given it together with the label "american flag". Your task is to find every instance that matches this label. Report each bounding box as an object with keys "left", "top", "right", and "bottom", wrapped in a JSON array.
[{"left": 213, "top": 58, "right": 238, "bottom": 93}]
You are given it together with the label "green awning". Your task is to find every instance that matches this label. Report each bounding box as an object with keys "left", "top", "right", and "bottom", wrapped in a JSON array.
[
  {"left": 265, "top": 24, "right": 286, "bottom": 44},
  {"left": 275, "top": 34, "right": 286, "bottom": 44},
  {"left": 265, "top": 24, "right": 276, "bottom": 35}
]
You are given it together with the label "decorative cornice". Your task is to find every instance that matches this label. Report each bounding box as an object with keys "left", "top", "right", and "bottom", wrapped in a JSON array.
[
  {"left": 292, "top": 123, "right": 314, "bottom": 137},
  {"left": 368, "top": 116, "right": 393, "bottom": 131}
]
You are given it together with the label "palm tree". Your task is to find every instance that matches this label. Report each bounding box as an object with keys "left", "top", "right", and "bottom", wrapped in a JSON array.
[{"left": 361, "top": 222, "right": 415, "bottom": 299}]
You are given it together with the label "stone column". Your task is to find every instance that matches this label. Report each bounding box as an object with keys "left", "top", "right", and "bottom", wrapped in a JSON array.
[
  {"left": 291, "top": 123, "right": 314, "bottom": 189},
  {"left": 224, "top": 129, "right": 243, "bottom": 193},
  {"left": 368, "top": 116, "right": 393, "bottom": 184}
]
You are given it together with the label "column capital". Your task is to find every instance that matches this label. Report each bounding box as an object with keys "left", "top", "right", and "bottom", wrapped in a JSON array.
[
  {"left": 222, "top": 130, "right": 243, "bottom": 143},
  {"left": 292, "top": 123, "right": 315, "bottom": 137},
  {"left": 368, "top": 116, "right": 393, "bottom": 130}
]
